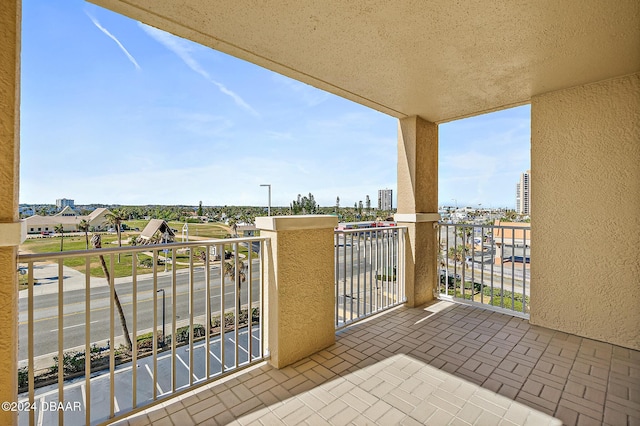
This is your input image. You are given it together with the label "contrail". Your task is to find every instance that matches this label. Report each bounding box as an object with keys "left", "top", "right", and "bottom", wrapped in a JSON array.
[
  {"left": 86, "top": 12, "right": 141, "bottom": 70},
  {"left": 139, "top": 23, "right": 259, "bottom": 117}
]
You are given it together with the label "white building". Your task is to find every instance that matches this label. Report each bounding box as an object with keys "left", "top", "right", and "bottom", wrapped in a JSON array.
[
  {"left": 25, "top": 207, "right": 112, "bottom": 234},
  {"left": 56, "top": 198, "right": 75, "bottom": 210},
  {"left": 377, "top": 189, "right": 393, "bottom": 211},
  {"left": 516, "top": 170, "right": 531, "bottom": 215}
]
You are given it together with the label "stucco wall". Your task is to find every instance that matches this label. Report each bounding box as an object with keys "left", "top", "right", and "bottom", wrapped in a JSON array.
[
  {"left": 530, "top": 73, "right": 640, "bottom": 350},
  {"left": 257, "top": 216, "right": 337, "bottom": 368},
  {"left": 396, "top": 116, "right": 439, "bottom": 307},
  {"left": 0, "top": 0, "right": 21, "bottom": 421}
]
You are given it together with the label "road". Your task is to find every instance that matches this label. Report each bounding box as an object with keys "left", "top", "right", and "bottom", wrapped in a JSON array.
[
  {"left": 18, "top": 263, "right": 262, "bottom": 364},
  {"left": 18, "top": 326, "right": 261, "bottom": 426}
]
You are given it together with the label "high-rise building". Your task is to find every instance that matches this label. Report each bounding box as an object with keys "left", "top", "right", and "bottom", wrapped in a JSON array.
[
  {"left": 378, "top": 189, "right": 393, "bottom": 211},
  {"left": 56, "top": 198, "right": 75, "bottom": 211},
  {"left": 516, "top": 170, "right": 530, "bottom": 215}
]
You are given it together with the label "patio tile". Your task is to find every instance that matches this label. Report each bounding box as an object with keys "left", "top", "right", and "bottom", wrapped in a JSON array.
[{"left": 119, "top": 303, "right": 640, "bottom": 426}]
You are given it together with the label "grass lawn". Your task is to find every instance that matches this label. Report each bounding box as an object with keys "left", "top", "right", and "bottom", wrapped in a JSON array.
[
  {"left": 19, "top": 230, "right": 255, "bottom": 280},
  {"left": 20, "top": 234, "right": 165, "bottom": 279},
  {"left": 124, "top": 220, "right": 230, "bottom": 239}
]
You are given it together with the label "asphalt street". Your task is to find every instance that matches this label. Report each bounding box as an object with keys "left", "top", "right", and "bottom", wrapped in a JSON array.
[
  {"left": 18, "top": 326, "right": 261, "bottom": 426},
  {"left": 18, "top": 264, "right": 261, "bottom": 363}
]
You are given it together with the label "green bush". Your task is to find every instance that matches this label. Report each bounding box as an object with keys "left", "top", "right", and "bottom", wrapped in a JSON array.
[{"left": 18, "top": 367, "right": 28, "bottom": 388}]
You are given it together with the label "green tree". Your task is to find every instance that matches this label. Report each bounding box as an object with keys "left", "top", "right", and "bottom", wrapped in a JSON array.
[
  {"left": 78, "top": 219, "right": 90, "bottom": 250},
  {"left": 224, "top": 256, "right": 247, "bottom": 325},
  {"left": 54, "top": 224, "right": 64, "bottom": 251},
  {"left": 290, "top": 193, "right": 318, "bottom": 215},
  {"left": 197, "top": 201, "right": 203, "bottom": 217},
  {"left": 91, "top": 234, "right": 133, "bottom": 351},
  {"left": 106, "top": 209, "right": 127, "bottom": 263},
  {"left": 228, "top": 218, "right": 238, "bottom": 237}
]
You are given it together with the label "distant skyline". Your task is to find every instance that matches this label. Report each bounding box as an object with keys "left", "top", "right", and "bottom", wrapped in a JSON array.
[{"left": 19, "top": 1, "right": 530, "bottom": 209}]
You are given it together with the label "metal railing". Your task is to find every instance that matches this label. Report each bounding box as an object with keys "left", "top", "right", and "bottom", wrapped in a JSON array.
[
  {"left": 438, "top": 222, "right": 530, "bottom": 318},
  {"left": 335, "top": 225, "right": 406, "bottom": 328},
  {"left": 18, "top": 236, "right": 267, "bottom": 425}
]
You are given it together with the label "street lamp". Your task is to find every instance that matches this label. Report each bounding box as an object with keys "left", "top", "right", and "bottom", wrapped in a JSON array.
[
  {"left": 163, "top": 231, "right": 169, "bottom": 273},
  {"left": 260, "top": 184, "right": 271, "bottom": 216},
  {"left": 157, "top": 289, "right": 165, "bottom": 347}
]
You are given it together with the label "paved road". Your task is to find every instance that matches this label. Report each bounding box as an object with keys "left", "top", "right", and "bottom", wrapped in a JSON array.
[
  {"left": 18, "top": 326, "right": 261, "bottom": 426},
  {"left": 18, "top": 264, "right": 262, "bottom": 364}
]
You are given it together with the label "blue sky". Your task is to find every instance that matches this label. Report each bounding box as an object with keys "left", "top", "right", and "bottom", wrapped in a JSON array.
[{"left": 19, "top": 0, "right": 530, "bottom": 209}]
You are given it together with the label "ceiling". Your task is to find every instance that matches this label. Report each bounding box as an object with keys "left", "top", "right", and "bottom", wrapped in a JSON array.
[{"left": 90, "top": 0, "right": 640, "bottom": 123}]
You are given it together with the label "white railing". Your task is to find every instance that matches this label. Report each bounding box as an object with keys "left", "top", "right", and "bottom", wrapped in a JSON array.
[
  {"left": 334, "top": 225, "right": 406, "bottom": 328},
  {"left": 17, "top": 236, "right": 267, "bottom": 425},
  {"left": 438, "top": 222, "right": 530, "bottom": 318}
]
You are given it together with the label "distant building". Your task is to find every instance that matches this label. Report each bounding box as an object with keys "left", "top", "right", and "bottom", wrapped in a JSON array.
[
  {"left": 516, "top": 170, "right": 531, "bottom": 215},
  {"left": 378, "top": 189, "right": 393, "bottom": 211},
  {"left": 24, "top": 207, "right": 112, "bottom": 234},
  {"left": 138, "top": 219, "right": 175, "bottom": 244},
  {"left": 56, "top": 198, "right": 75, "bottom": 211}
]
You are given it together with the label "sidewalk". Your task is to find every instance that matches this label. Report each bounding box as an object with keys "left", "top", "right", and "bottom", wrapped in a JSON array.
[{"left": 18, "top": 263, "right": 214, "bottom": 299}]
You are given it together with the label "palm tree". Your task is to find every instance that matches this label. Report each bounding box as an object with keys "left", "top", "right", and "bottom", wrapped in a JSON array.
[
  {"left": 222, "top": 256, "right": 247, "bottom": 331},
  {"left": 106, "top": 209, "right": 127, "bottom": 263},
  {"left": 78, "top": 219, "right": 90, "bottom": 249},
  {"left": 129, "top": 236, "right": 139, "bottom": 266},
  {"left": 227, "top": 218, "right": 238, "bottom": 237},
  {"left": 54, "top": 224, "right": 64, "bottom": 251},
  {"left": 91, "top": 234, "right": 133, "bottom": 351}
]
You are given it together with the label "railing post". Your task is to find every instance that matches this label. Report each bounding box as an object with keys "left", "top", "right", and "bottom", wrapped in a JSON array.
[
  {"left": 394, "top": 214, "right": 440, "bottom": 307},
  {"left": 256, "top": 215, "right": 338, "bottom": 368}
]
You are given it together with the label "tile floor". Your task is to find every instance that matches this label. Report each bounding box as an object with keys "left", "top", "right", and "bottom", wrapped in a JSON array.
[{"left": 115, "top": 301, "right": 640, "bottom": 425}]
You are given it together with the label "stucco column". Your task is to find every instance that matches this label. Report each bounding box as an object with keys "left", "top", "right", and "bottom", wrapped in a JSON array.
[
  {"left": 255, "top": 215, "right": 338, "bottom": 368},
  {"left": 0, "top": 1, "right": 22, "bottom": 423},
  {"left": 395, "top": 116, "right": 440, "bottom": 307}
]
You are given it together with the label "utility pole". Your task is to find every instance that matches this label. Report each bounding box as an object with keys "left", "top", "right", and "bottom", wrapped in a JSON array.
[{"left": 260, "top": 184, "right": 271, "bottom": 216}]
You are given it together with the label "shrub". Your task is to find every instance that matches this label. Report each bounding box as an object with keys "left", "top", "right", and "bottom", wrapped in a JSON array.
[{"left": 18, "top": 367, "right": 28, "bottom": 389}]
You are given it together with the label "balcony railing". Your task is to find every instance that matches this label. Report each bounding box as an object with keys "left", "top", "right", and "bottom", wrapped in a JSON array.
[
  {"left": 438, "top": 222, "right": 530, "bottom": 318},
  {"left": 17, "top": 236, "right": 267, "bottom": 426},
  {"left": 334, "top": 225, "right": 406, "bottom": 328}
]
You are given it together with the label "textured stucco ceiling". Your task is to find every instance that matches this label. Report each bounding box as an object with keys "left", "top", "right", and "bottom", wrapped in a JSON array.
[{"left": 89, "top": 0, "right": 640, "bottom": 123}]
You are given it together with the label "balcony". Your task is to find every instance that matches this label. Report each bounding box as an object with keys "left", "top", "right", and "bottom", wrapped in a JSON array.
[
  {"left": 2, "top": 2, "right": 639, "bottom": 425},
  {"left": 16, "top": 220, "right": 639, "bottom": 425},
  {"left": 115, "top": 301, "right": 639, "bottom": 426}
]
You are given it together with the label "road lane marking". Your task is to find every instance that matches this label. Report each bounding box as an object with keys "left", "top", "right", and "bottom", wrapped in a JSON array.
[
  {"left": 175, "top": 353, "right": 200, "bottom": 382},
  {"left": 37, "top": 396, "right": 44, "bottom": 426},
  {"left": 50, "top": 320, "right": 99, "bottom": 332},
  {"left": 229, "top": 337, "right": 250, "bottom": 356},
  {"left": 19, "top": 286, "right": 257, "bottom": 325},
  {"left": 114, "top": 395, "right": 120, "bottom": 413},
  {"left": 80, "top": 383, "right": 86, "bottom": 409},
  {"left": 144, "top": 364, "right": 163, "bottom": 395}
]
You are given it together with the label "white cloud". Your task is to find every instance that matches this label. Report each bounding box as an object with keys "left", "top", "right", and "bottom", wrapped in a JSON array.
[
  {"left": 138, "top": 23, "right": 259, "bottom": 117},
  {"left": 271, "top": 74, "right": 330, "bottom": 107},
  {"left": 86, "top": 12, "right": 141, "bottom": 70}
]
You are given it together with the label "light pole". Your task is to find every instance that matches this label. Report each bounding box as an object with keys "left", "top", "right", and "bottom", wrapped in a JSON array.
[
  {"left": 260, "top": 184, "right": 271, "bottom": 216},
  {"left": 163, "top": 231, "right": 169, "bottom": 273},
  {"left": 157, "top": 289, "right": 165, "bottom": 347},
  {"left": 451, "top": 198, "right": 457, "bottom": 223}
]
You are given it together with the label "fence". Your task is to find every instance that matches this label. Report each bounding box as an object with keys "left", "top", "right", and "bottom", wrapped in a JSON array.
[
  {"left": 18, "top": 236, "right": 266, "bottom": 425},
  {"left": 438, "top": 222, "right": 530, "bottom": 318},
  {"left": 335, "top": 226, "right": 406, "bottom": 328}
]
